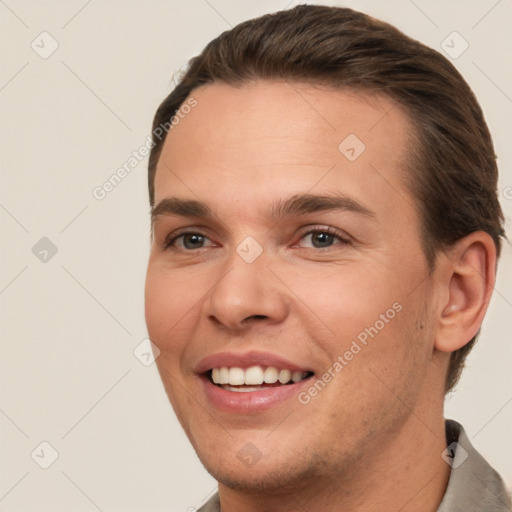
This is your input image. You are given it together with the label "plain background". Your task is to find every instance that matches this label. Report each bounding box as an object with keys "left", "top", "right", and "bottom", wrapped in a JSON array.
[{"left": 1, "top": 0, "right": 511, "bottom": 510}]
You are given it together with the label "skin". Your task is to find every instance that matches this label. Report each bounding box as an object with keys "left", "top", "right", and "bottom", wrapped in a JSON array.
[{"left": 145, "top": 81, "right": 496, "bottom": 512}]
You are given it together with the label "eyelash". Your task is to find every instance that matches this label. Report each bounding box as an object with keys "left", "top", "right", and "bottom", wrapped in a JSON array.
[
  {"left": 162, "top": 226, "right": 351, "bottom": 251},
  {"left": 294, "top": 225, "right": 351, "bottom": 249}
]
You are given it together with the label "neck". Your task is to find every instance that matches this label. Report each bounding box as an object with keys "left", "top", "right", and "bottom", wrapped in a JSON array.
[{"left": 217, "top": 413, "right": 451, "bottom": 512}]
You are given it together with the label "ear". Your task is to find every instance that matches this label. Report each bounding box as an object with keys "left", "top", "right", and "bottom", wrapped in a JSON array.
[{"left": 434, "top": 231, "right": 497, "bottom": 353}]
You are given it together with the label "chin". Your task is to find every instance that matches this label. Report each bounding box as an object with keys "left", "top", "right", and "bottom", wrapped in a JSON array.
[
  {"left": 206, "top": 464, "right": 313, "bottom": 493},
  {"left": 197, "top": 444, "right": 330, "bottom": 494}
]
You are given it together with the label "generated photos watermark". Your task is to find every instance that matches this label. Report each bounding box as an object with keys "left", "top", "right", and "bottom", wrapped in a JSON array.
[
  {"left": 92, "top": 97, "right": 198, "bottom": 200},
  {"left": 298, "top": 301, "right": 403, "bottom": 405}
]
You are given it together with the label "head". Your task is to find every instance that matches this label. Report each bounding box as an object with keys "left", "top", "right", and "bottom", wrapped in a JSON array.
[{"left": 145, "top": 4, "right": 504, "bottom": 495}]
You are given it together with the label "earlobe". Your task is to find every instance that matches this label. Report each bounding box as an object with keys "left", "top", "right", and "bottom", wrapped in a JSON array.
[{"left": 434, "top": 231, "right": 496, "bottom": 353}]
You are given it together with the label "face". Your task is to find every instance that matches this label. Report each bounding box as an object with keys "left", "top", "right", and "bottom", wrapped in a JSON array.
[{"left": 145, "top": 81, "right": 441, "bottom": 491}]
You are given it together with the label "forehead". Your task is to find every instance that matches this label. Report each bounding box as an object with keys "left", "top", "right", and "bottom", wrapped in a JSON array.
[{"left": 154, "top": 81, "right": 415, "bottom": 220}]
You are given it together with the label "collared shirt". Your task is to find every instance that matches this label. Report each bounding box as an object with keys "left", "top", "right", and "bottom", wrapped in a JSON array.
[
  {"left": 198, "top": 420, "right": 511, "bottom": 512},
  {"left": 437, "top": 420, "right": 511, "bottom": 511}
]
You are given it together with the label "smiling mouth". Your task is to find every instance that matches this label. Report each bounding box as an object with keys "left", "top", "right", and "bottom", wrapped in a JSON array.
[{"left": 207, "top": 365, "right": 314, "bottom": 392}]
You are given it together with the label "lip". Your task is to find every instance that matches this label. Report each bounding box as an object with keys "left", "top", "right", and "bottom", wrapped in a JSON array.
[
  {"left": 194, "top": 350, "right": 313, "bottom": 374},
  {"left": 194, "top": 351, "right": 315, "bottom": 414},
  {"left": 199, "top": 374, "right": 313, "bottom": 414}
]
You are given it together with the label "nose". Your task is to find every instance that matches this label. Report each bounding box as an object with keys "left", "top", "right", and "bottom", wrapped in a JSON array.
[{"left": 203, "top": 250, "right": 289, "bottom": 331}]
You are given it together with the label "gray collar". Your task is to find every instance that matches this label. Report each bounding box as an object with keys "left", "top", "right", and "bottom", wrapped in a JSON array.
[{"left": 437, "top": 419, "right": 511, "bottom": 511}]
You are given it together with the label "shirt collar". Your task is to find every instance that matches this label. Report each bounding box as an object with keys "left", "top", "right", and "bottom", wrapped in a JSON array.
[{"left": 437, "top": 419, "right": 511, "bottom": 511}]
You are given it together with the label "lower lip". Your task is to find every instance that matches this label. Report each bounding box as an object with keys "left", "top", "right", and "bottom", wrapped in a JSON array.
[{"left": 200, "top": 376, "right": 312, "bottom": 414}]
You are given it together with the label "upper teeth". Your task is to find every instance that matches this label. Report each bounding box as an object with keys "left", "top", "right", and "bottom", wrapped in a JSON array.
[{"left": 211, "top": 366, "right": 308, "bottom": 386}]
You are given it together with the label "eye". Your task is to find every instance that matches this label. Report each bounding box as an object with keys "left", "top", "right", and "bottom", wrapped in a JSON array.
[
  {"left": 164, "top": 232, "right": 215, "bottom": 250},
  {"left": 296, "top": 228, "right": 349, "bottom": 249}
]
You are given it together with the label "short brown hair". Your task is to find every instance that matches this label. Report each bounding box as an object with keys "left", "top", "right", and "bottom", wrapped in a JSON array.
[{"left": 147, "top": 5, "right": 504, "bottom": 392}]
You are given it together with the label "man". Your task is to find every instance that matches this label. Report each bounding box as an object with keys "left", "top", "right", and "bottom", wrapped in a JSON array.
[{"left": 144, "top": 5, "right": 510, "bottom": 511}]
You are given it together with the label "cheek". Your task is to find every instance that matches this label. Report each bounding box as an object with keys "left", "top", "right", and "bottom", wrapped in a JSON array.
[
  {"left": 285, "top": 259, "right": 429, "bottom": 375},
  {"left": 144, "top": 266, "right": 197, "bottom": 351},
  {"left": 145, "top": 267, "right": 202, "bottom": 421},
  {"left": 285, "top": 262, "right": 400, "bottom": 338},
  {"left": 145, "top": 271, "right": 171, "bottom": 340}
]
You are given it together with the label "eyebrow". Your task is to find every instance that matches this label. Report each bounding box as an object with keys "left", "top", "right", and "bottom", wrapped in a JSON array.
[
  {"left": 271, "top": 193, "right": 375, "bottom": 220},
  {"left": 150, "top": 193, "right": 375, "bottom": 226}
]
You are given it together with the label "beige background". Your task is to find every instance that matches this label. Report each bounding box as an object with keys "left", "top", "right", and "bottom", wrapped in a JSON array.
[{"left": 1, "top": 0, "right": 511, "bottom": 510}]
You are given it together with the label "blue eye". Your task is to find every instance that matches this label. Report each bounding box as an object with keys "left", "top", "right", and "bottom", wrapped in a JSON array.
[
  {"left": 162, "top": 227, "right": 349, "bottom": 252},
  {"left": 307, "top": 232, "right": 336, "bottom": 248},
  {"left": 164, "top": 232, "right": 214, "bottom": 250},
  {"left": 297, "top": 229, "right": 348, "bottom": 249},
  {"left": 181, "top": 233, "right": 207, "bottom": 249}
]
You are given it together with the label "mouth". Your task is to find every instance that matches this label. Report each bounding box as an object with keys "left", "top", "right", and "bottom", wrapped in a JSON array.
[
  {"left": 207, "top": 365, "right": 314, "bottom": 392},
  {"left": 195, "top": 351, "right": 316, "bottom": 413}
]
